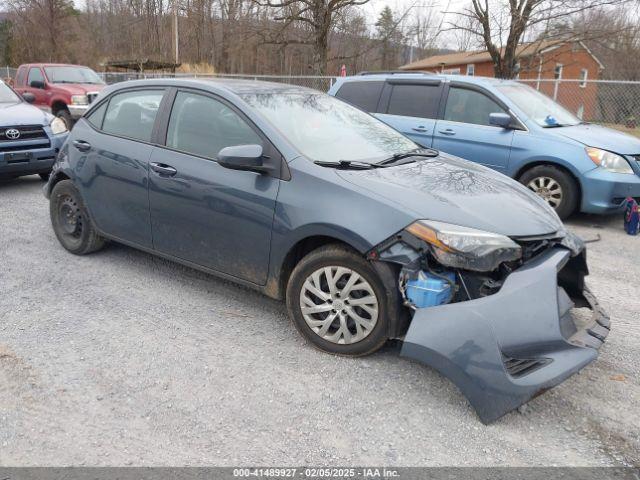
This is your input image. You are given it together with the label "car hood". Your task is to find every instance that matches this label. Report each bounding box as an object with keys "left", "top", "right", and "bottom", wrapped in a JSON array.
[
  {"left": 55, "top": 84, "right": 106, "bottom": 95},
  {"left": 0, "top": 101, "right": 51, "bottom": 126},
  {"left": 337, "top": 154, "right": 563, "bottom": 237},
  {"left": 549, "top": 123, "right": 640, "bottom": 155}
]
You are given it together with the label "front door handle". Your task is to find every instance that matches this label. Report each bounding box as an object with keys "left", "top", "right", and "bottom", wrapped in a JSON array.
[
  {"left": 412, "top": 126, "right": 428, "bottom": 133},
  {"left": 72, "top": 140, "right": 92, "bottom": 152},
  {"left": 150, "top": 162, "right": 177, "bottom": 177},
  {"left": 438, "top": 128, "right": 456, "bottom": 136}
]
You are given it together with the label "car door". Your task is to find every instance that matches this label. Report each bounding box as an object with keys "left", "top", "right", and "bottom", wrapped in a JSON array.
[
  {"left": 71, "top": 88, "right": 166, "bottom": 248},
  {"left": 25, "top": 67, "right": 48, "bottom": 108},
  {"left": 375, "top": 80, "right": 444, "bottom": 148},
  {"left": 148, "top": 89, "right": 280, "bottom": 285},
  {"left": 432, "top": 84, "right": 514, "bottom": 173}
]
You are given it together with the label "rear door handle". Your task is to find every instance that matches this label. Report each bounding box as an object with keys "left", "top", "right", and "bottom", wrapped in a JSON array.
[
  {"left": 72, "top": 140, "right": 92, "bottom": 152},
  {"left": 412, "top": 126, "right": 428, "bottom": 133},
  {"left": 150, "top": 162, "right": 177, "bottom": 177},
  {"left": 438, "top": 128, "right": 456, "bottom": 136}
]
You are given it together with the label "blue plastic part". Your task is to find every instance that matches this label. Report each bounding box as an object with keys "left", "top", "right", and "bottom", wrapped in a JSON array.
[{"left": 405, "top": 271, "right": 456, "bottom": 308}]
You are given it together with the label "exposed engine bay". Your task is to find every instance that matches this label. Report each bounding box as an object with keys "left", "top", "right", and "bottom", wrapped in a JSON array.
[
  {"left": 368, "top": 222, "right": 584, "bottom": 311},
  {"left": 366, "top": 222, "right": 608, "bottom": 424}
]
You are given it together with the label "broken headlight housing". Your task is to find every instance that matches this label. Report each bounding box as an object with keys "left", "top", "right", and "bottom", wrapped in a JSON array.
[{"left": 405, "top": 220, "right": 522, "bottom": 272}]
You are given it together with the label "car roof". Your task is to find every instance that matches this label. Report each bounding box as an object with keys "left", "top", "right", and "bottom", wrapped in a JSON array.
[
  {"left": 21, "top": 63, "right": 92, "bottom": 68},
  {"left": 106, "top": 77, "right": 319, "bottom": 96},
  {"left": 339, "top": 72, "right": 521, "bottom": 88}
]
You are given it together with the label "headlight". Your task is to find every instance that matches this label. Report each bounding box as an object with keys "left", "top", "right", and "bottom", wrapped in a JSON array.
[
  {"left": 586, "top": 147, "right": 634, "bottom": 174},
  {"left": 405, "top": 220, "right": 522, "bottom": 271},
  {"left": 50, "top": 117, "right": 68, "bottom": 135},
  {"left": 71, "top": 94, "right": 89, "bottom": 105}
]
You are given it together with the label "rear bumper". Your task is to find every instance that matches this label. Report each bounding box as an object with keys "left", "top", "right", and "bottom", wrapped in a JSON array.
[{"left": 401, "top": 248, "right": 609, "bottom": 424}]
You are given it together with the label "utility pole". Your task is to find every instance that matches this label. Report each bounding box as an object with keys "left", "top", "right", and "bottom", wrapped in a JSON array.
[{"left": 173, "top": 0, "right": 179, "bottom": 64}]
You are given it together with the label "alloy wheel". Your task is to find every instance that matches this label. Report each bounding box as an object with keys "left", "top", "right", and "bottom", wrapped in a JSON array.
[
  {"left": 299, "top": 266, "right": 379, "bottom": 345},
  {"left": 526, "top": 176, "right": 563, "bottom": 209}
]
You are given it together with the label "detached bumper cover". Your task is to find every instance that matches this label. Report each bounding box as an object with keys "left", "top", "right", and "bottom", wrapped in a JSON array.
[{"left": 401, "top": 248, "right": 610, "bottom": 424}]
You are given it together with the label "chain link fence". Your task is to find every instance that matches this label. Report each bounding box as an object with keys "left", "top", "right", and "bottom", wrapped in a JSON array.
[
  {"left": 2, "top": 66, "right": 639, "bottom": 136},
  {"left": 98, "top": 72, "right": 339, "bottom": 91},
  {"left": 518, "top": 79, "right": 640, "bottom": 136}
]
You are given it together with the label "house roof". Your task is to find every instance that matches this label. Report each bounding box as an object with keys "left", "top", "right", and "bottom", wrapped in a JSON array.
[{"left": 400, "top": 40, "right": 580, "bottom": 70}]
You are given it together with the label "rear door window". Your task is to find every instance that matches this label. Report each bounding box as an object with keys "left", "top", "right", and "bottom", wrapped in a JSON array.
[
  {"left": 86, "top": 101, "right": 108, "bottom": 129},
  {"left": 443, "top": 86, "right": 508, "bottom": 126},
  {"left": 101, "top": 89, "right": 164, "bottom": 142},
  {"left": 386, "top": 83, "right": 441, "bottom": 119},
  {"left": 334, "top": 81, "right": 384, "bottom": 112}
]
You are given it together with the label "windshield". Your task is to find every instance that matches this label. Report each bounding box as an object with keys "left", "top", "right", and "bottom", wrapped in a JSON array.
[
  {"left": 241, "top": 92, "right": 418, "bottom": 163},
  {"left": 497, "top": 83, "right": 581, "bottom": 127},
  {"left": 44, "top": 66, "right": 104, "bottom": 85},
  {"left": 0, "top": 81, "right": 21, "bottom": 103}
]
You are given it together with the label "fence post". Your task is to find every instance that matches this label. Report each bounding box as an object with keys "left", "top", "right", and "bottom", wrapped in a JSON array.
[{"left": 553, "top": 80, "right": 559, "bottom": 101}]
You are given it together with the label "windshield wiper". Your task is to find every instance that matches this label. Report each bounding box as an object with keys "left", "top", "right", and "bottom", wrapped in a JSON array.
[
  {"left": 376, "top": 148, "right": 439, "bottom": 166},
  {"left": 314, "top": 160, "right": 378, "bottom": 170}
]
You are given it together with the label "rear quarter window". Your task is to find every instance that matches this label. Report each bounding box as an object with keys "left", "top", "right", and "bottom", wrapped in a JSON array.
[{"left": 334, "top": 81, "right": 384, "bottom": 112}]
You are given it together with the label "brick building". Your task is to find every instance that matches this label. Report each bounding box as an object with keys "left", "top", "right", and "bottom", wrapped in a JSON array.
[{"left": 400, "top": 40, "right": 604, "bottom": 119}]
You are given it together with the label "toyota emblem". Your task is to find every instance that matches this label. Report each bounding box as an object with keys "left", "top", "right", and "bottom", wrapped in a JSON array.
[{"left": 5, "top": 128, "right": 20, "bottom": 140}]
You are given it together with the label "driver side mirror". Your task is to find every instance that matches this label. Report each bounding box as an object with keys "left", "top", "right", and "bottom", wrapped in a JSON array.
[
  {"left": 22, "top": 92, "right": 35, "bottom": 104},
  {"left": 218, "top": 144, "right": 269, "bottom": 174},
  {"left": 29, "top": 80, "right": 45, "bottom": 89},
  {"left": 489, "top": 112, "right": 514, "bottom": 129}
]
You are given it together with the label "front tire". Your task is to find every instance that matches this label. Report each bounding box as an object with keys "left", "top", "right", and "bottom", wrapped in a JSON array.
[
  {"left": 50, "top": 180, "right": 105, "bottom": 255},
  {"left": 286, "top": 244, "right": 389, "bottom": 356},
  {"left": 519, "top": 165, "right": 578, "bottom": 220},
  {"left": 56, "top": 109, "right": 73, "bottom": 130}
]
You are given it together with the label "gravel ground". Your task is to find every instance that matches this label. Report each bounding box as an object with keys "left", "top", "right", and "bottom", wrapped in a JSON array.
[{"left": 0, "top": 175, "right": 638, "bottom": 467}]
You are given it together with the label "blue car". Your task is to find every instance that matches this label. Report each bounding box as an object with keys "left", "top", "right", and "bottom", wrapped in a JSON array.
[
  {"left": 0, "top": 79, "right": 68, "bottom": 180},
  {"left": 329, "top": 73, "right": 640, "bottom": 218}
]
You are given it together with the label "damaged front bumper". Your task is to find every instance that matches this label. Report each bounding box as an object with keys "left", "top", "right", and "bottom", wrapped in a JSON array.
[{"left": 400, "top": 247, "right": 610, "bottom": 424}]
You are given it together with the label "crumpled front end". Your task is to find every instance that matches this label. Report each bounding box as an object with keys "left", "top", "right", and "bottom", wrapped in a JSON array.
[{"left": 370, "top": 229, "right": 609, "bottom": 424}]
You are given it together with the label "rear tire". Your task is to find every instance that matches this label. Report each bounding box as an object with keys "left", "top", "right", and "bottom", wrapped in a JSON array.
[
  {"left": 50, "top": 179, "right": 105, "bottom": 255},
  {"left": 519, "top": 165, "right": 578, "bottom": 220},
  {"left": 286, "top": 244, "right": 389, "bottom": 356}
]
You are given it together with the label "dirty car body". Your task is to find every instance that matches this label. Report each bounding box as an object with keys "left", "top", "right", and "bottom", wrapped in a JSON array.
[{"left": 44, "top": 79, "right": 609, "bottom": 423}]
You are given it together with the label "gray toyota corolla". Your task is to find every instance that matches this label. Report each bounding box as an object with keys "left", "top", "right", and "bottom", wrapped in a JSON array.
[{"left": 44, "top": 79, "right": 610, "bottom": 423}]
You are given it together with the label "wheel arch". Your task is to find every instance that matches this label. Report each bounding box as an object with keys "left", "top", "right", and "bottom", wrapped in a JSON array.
[
  {"left": 51, "top": 100, "right": 69, "bottom": 115},
  {"left": 267, "top": 235, "right": 357, "bottom": 301},
  {"left": 515, "top": 160, "right": 583, "bottom": 207},
  {"left": 45, "top": 171, "right": 71, "bottom": 198}
]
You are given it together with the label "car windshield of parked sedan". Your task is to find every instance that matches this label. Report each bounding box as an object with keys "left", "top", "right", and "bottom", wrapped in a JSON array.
[
  {"left": 497, "top": 83, "right": 581, "bottom": 128},
  {"left": 241, "top": 92, "right": 418, "bottom": 163},
  {"left": 0, "top": 81, "right": 21, "bottom": 103},
  {"left": 44, "top": 66, "right": 105, "bottom": 85}
]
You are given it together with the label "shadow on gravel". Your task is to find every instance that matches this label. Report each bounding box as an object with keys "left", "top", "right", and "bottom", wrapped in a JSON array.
[{"left": 0, "top": 174, "right": 45, "bottom": 191}]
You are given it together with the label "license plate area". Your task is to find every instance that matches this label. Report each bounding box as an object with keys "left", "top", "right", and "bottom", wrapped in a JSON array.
[{"left": 5, "top": 152, "right": 32, "bottom": 164}]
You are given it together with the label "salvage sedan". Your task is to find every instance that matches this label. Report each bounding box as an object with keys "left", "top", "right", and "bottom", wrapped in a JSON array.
[{"left": 44, "top": 79, "right": 610, "bottom": 423}]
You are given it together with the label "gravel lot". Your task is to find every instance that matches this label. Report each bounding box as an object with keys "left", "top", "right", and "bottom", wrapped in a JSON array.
[{"left": 0, "top": 175, "right": 638, "bottom": 467}]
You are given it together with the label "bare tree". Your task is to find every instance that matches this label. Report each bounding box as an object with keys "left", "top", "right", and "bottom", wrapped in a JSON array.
[
  {"left": 250, "top": 0, "right": 372, "bottom": 75},
  {"left": 449, "top": 0, "right": 631, "bottom": 78}
]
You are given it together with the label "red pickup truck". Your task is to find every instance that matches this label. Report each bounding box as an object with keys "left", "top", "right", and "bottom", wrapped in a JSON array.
[{"left": 13, "top": 63, "right": 105, "bottom": 128}]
